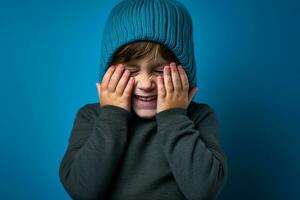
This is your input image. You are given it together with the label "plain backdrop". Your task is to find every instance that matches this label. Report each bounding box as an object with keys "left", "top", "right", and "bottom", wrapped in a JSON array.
[{"left": 0, "top": 0, "right": 299, "bottom": 199}]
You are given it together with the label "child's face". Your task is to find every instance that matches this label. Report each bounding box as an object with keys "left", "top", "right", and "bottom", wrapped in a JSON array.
[{"left": 124, "top": 53, "right": 171, "bottom": 119}]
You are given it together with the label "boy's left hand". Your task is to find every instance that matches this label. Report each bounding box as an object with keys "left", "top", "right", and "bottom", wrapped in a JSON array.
[{"left": 157, "top": 62, "right": 198, "bottom": 113}]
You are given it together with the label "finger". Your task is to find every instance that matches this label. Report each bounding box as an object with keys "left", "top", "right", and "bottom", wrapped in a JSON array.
[
  {"left": 170, "top": 62, "right": 182, "bottom": 91},
  {"left": 123, "top": 77, "right": 135, "bottom": 98},
  {"left": 157, "top": 75, "right": 166, "bottom": 98},
  {"left": 108, "top": 64, "right": 125, "bottom": 91},
  {"left": 101, "top": 65, "right": 116, "bottom": 89},
  {"left": 178, "top": 65, "right": 189, "bottom": 92},
  {"left": 163, "top": 65, "right": 174, "bottom": 93},
  {"left": 115, "top": 69, "right": 131, "bottom": 95}
]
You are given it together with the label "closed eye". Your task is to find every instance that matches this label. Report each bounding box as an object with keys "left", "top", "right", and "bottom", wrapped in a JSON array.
[
  {"left": 130, "top": 70, "right": 164, "bottom": 76},
  {"left": 129, "top": 71, "right": 138, "bottom": 76},
  {"left": 153, "top": 70, "right": 163, "bottom": 74}
]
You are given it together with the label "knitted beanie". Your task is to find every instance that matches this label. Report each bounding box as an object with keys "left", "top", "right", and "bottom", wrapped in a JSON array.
[{"left": 99, "top": 0, "right": 197, "bottom": 88}]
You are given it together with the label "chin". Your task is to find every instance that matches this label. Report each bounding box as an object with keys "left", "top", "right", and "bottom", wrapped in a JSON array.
[{"left": 133, "top": 108, "right": 156, "bottom": 119}]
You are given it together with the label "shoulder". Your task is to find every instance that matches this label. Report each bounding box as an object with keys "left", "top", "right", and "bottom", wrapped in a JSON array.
[
  {"left": 76, "top": 102, "right": 100, "bottom": 121},
  {"left": 80, "top": 102, "right": 100, "bottom": 112},
  {"left": 187, "top": 101, "right": 218, "bottom": 123},
  {"left": 187, "top": 101, "right": 216, "bottom": 116}
]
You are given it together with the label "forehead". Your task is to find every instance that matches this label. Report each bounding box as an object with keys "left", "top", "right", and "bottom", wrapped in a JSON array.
[{"left": 126, "top": 51, "right": 168, "bottom": 65}]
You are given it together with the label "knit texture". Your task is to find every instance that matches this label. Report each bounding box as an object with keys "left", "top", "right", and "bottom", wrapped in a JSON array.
[{"left": 99, "top": 0, "right": 197, "bottom": 88}]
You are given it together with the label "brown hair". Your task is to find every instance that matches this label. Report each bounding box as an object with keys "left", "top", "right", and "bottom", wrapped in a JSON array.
[{"left": 109, "top": 40, "right": 180, "bottom": 66}]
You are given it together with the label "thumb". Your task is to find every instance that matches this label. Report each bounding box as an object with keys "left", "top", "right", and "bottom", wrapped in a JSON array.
[{"left": 96, "top": 83, "right": 101, "bottom": 96}]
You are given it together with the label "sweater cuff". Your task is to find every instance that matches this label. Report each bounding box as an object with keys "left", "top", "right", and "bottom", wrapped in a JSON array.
[
  {"left": 155, "top": 107, "right": 187, "bottom": 128},
  {"left": 98, "top": 105, "right": 132, "bottom": 123}
]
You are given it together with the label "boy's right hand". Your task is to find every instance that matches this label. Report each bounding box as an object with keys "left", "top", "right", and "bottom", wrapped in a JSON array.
[{"left": 96, "top": 64, "right": 135, "bottom": 112}]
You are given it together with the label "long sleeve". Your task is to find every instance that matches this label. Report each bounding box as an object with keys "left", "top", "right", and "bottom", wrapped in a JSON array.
[
  {"left": 155, "top": 105, "right": 228, "bottom": 200},
  {"left": 59, "top": 104, "right": 132, "bottom": 199}
]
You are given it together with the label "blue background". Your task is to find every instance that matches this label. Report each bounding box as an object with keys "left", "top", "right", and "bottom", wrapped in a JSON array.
[{"left": 1, "top": 0, "right": 299, "bottom": 199}]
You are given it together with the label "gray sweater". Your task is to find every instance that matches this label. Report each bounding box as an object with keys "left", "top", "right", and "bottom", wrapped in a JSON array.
[{"left": 59, "top": 101, "right": 228, "bottom": 200}]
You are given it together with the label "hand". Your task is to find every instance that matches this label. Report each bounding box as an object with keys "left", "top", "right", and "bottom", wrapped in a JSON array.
[
  {"left": 156, "top": 62, "right": 198, "bottom": 113},
  {"left": 96, "top": 64, "right": 135, "bottom": 112}
]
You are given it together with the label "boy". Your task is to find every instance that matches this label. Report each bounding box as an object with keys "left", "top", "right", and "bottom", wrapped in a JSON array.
[{"left": 59, "top": 0, "right": 228, "bottom": 199}]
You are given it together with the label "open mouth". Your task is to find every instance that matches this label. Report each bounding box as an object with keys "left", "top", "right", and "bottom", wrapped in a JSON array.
[{"left": 134, "top": 95, "right": 157, "bottom": 102}]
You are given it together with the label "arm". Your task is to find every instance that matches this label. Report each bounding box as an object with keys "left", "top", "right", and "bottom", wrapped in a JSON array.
[
  {"left": 59, "top": 104, "right": 132, "bottom": 199},
  {"left": 155, "top": 105, "right": 228, "bottom": 200}
]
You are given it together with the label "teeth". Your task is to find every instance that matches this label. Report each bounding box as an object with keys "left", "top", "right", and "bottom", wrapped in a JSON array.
[{"left": 135, "top": 95, "right": 157, "bottom": 101}]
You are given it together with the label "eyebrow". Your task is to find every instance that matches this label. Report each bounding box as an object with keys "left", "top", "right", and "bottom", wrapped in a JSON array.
[{"left": 125, "top": 61, "right": 168, "bottom": 68}]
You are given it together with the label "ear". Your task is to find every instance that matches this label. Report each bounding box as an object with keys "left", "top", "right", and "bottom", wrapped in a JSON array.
[{"left": 188, "top": 87, "right": 198, "bottom": 104}]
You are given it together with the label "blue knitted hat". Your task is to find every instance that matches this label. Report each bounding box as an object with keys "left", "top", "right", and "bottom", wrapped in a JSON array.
[{"left": 99, "top": 0, "right": 197, "bottom": 88}]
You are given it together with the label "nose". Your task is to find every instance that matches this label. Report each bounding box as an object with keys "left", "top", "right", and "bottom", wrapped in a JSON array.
[{"left": 135, "top": 73, "right": 156, "bottom": 91}]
